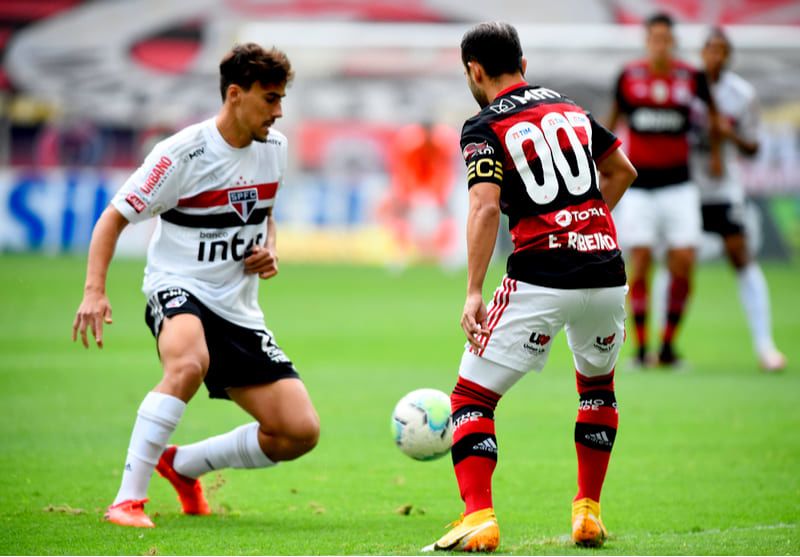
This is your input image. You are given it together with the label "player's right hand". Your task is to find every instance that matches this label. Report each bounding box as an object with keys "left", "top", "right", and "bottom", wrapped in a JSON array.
[
  {"left": 72, "top": 290, "right": 113, "bottom": 349},
  {"left": 461, "top": 292, "right": 490, "bottom": 350}
]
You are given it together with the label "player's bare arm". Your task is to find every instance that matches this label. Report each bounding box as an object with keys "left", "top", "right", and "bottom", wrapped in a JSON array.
[
  {"left": 462, "top": 182, "right": 500, "bottom": 350},
  {"left": 72, "top": 206, "right": 129, "bottom": 349},
  {"left": 597, "top": 148, "right": 637, "bottom": 211},
  {"left": 719, "top": 117, "right": 759, "bottom": 156},
  {"left": 244, "top": 208, "right": 279, "bottom": 279}
]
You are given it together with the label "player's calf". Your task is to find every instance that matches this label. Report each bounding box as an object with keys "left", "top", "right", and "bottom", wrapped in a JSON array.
[
  {"left": 261, "top": 417, "right": 320, "bottom": 461},
  {"left": 574, "top": 371, "right": 618, "bottom": 508},
  {"left": 450, "top": 376, "right": 501, "bottom": 515}
]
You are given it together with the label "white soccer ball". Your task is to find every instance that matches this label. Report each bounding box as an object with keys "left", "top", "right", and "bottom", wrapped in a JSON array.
[{"left": 391, "top": 388, "right": 453, "bottom": 461}]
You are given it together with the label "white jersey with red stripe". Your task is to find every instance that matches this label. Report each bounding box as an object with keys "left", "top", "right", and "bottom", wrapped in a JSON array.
[{"left": 111, "top": 117, "right": 287, "bottom": 329}]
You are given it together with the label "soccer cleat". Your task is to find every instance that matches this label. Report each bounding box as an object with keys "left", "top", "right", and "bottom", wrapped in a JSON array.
[
  {"left": 759, "top": 349, "right": 787, "bottom": 373},
  {"left": 633, "top": 346, "right": 650, "bottom": 368},
  {"left": 657, "top": 343, "right": 683, "bottom": 368},
  {"left": 422, "top": 508, "right": 499, "bottom": 552},
  {"left": 104, "top": 499, "right": 155, "bottom": 528},
  {"left": 571, "top": 498, "right": 607, "bottom": 547},
  {"left": 156, "top": 446, "right": 211, "bottom": 515}
]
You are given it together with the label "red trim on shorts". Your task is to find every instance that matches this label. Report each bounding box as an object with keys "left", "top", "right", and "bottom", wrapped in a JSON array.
[
  {"left": 476, "top": 277, "right": 517, "bottom": 357},
  {"left": 177, "top": 182, "right": 278, "bottom": 208}
]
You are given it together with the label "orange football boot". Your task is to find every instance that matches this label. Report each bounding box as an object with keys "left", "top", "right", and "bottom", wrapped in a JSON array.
[
  {"left": 422, "top": 508, "right": 499, "bottom": 552},
  {"left": 104, "top": 499, "right": 154, "bottom": 528},
  {"left": 571, "top": 498, "right": 608, "bottom": 547},
  {"left": 156, "top": 446, "right": 211, "bottom": 515}
]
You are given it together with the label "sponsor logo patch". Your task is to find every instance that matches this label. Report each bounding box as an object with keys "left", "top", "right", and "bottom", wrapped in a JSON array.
[
  {"left": 125, "top": 193, "right": 146, "bottom": 213},
  {"left": 490, "top": 97, "right": 515, "bottom": 114},
  {"left": 462, "top": 141, "right": 494, "bottom": 161},
  {"left": 165, "top": 294, "right": 187, "bottom": 309},
  {"left": 140, "top": 156, "right": 173, "bottom": 195},
  {"left": 186, "top": 147, "right": 205, "bottom": 161},
  {"left": 593, "top": 333, "right": 616, "bottom": 352},
  {"left": 523, "top": 331, "right": 551, "bottom": 354},
  {"left": 555, "top": 210, "right": 572, "bottom": 227}
]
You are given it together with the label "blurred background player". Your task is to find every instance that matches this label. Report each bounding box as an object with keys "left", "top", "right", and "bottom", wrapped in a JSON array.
[
  {"left": 424, "top": 22, "right": 637, "bottom": 552},
  {"left": 608, "top": 12, "right": 722, "bottom": 367},
  {"left": 72, "top": 44, "right": 320, "bottom": 528},
  {"left": 378, "top": 122, "right": 459, "bottom": 264},
  {"left": 690, "top": 28, "right": 787, "bottom": 371}
]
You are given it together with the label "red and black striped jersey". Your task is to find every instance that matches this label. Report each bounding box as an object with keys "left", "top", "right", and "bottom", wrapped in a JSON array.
[
  {"left": 615, "top": 59, "right": 712, "bottom": 188},
  {"left": 461, "top": 82, "right": 625, "bottom": 289}
]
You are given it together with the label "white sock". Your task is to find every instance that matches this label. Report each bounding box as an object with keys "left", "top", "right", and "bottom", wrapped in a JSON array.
[
  {"left": 172, "top": 422, "right": 275, "bottom": 479},
  {"left": 113, "top": 392, "right": 186, "bottom": 505},
  {"left": 652, "top": 265, "right": 670, "bottom": 330},
  {"left": 737, "top": 263, "right": 776, "bottom": 355}
]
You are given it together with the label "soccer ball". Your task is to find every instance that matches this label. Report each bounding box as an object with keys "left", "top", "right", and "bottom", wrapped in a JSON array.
[{"left": 391, "top": 388, "right": 453, "bottom": 461}]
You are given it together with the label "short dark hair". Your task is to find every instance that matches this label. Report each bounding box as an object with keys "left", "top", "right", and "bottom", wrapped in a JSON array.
[
  {"left": 219, "top": 43, "right": 294, "bottom": 101},
  {"left": 646, "top": 12, "right": 674, "bottom": 29},
  {"left": 461, "top": 22, "right": 523, "bottom": 79}
]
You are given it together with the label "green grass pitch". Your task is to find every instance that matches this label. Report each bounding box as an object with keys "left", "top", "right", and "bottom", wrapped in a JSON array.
[{"left": 0, "top": 255, "right": 798, "bottom": 555}]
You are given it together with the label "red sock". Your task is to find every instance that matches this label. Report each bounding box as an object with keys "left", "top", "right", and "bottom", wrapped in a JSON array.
[
  {"left": 662, "top": 275, "right": 690, "bottom": 345},
  {"left": 630, "top": 278, "right": 648, "bottom": 350},
  {"left": 450, "top": 376, "right": 501, "bottom": 514},
  {"left": 574, "top": 370, "right": 618, "bottom": 503}
]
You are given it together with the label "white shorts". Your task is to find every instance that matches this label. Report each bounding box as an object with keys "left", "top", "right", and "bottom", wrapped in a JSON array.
[
  {"left": 461, "top": 277, "right": 627, "bottom": 391},
  {"left": 614, "top": 182, "right": 702, "bottom": 249}
]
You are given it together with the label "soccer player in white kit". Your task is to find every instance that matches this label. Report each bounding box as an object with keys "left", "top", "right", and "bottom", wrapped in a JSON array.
[
  {"left": 72, "top": 44, "right": 320, "bottom": 528},
  {"left": 690, "top": 28, "right": 786, "bottom": 371}
]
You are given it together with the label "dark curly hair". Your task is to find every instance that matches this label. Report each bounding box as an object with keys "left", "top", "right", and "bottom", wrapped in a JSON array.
[{"left": 219, "top": 43, "right": 294, "bottom": 101}]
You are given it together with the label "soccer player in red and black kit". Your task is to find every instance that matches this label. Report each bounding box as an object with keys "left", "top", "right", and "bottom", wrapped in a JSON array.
[
  {"left": 608, "top": 13, "right": 721, "bottom": 366},
  {"left": 423, "top": 23, "right": 637, "bottom": 552}
]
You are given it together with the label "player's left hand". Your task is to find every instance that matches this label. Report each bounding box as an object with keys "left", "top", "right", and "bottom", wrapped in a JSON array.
[{"left": 244, "top": 245, "right": 279, "bottom": 279}]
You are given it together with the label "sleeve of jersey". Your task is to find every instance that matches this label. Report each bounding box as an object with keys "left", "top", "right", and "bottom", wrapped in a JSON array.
[
  {"left": 589, "top": 114, "right": 622, "bottom": 162},
  {"left": 111, "top": 143, "right": 182, "bottom": 224},
  {"left": 460, "top": 119, "right": 504, "bottom": 189},
  {"left": 738, "top": 94, "right": 761, "bottom": 144}
]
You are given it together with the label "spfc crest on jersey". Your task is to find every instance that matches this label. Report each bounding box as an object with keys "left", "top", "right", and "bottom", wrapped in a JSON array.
[{"left": 228, "top": 188, "right": 258, "bottom": 222}]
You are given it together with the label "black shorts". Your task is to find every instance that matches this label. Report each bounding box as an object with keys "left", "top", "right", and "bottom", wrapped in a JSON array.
[
  {"left": 144, "top": 287, "right": 299, "bottom": 399},
  {"left": 702, "top": 202, "right": 745, "bottom": 237}
]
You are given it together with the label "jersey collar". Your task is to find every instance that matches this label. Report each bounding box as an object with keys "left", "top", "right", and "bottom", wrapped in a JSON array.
[{"left": 495, "top": 81, "right": 529, "bottom": 99}]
